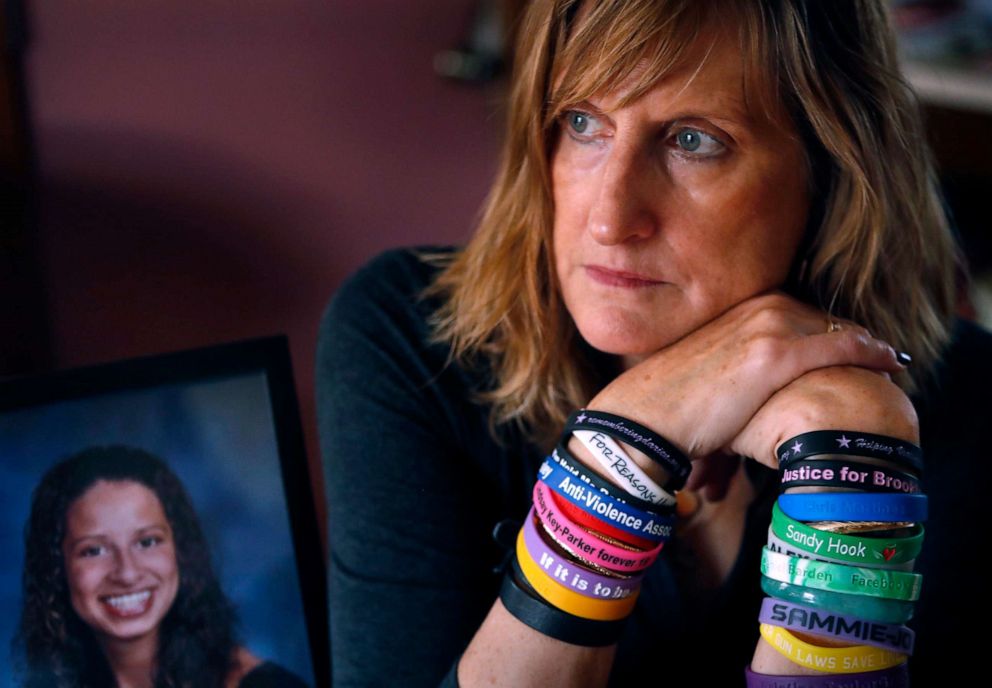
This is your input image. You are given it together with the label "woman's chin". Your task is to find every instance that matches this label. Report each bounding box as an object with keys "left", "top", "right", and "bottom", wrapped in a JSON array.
[{"left": 575, "top": 319, "right": 676, "bottom": 362}]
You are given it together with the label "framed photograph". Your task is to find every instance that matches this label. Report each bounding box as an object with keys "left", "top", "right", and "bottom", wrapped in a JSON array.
[{"left": 0, "top": 337, "right": 326, "bottom": 687}]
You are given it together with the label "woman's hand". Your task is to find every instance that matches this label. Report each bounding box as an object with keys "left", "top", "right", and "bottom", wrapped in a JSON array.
[
  {"left": 585, "top": 293, "right": 906, "bottom": 468},
  {"left": 728, "top": 364, "right": 919, "bottom": 470}
]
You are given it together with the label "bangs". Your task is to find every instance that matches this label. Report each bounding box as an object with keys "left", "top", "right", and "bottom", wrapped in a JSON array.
[{"left": 546, "top": 0, "right": 780, "bottom": 127}]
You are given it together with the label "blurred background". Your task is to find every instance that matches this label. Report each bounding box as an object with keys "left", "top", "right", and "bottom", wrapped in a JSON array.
[{"left": 1, "top": 0, "right": 990, "bottom": 547}]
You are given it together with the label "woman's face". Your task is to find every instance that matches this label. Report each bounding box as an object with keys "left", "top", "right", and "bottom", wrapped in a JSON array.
[
  {"left": 62, "top": 480, "right": 179, "bottom": 647},
  {"left": 552, "top": 35, "right": 810, "bottom": 366}
]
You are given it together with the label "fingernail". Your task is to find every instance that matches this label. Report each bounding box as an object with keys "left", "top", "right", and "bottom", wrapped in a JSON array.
[
  {"left": 896, "top": 351, "right": 912, "bottom": 366},
  {"left": 676, "top": 490, "right": 700, "bottom": 518}
]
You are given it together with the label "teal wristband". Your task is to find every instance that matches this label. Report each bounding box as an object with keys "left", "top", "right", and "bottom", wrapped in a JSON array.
[
  {"left": 761, "top": 548, "right": 921, "bottom": 601},
  {"left": 761, "top": 576, "right": 915, "bottom": 624},
  {"left": 771, "top": 501, "right": 924, "bottom": 567},
  {"left": 766, "top": 526, "right": 916, "bottom": 572}
]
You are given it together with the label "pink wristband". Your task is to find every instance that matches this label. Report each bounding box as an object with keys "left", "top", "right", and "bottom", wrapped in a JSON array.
[
  {"left": 522, "top": 506, "right": 644, "bottom": 599},
  {"left": 533, "top": 481, "right": 663, "bottom": 573}
]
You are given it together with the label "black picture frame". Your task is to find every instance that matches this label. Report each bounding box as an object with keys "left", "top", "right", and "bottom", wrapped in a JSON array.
[{"left": 0, "top": 337, "right": 328, "bottom": 688}]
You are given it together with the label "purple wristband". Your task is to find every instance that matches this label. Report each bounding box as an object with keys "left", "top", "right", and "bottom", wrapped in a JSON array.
[
  {"left": 745, "top": 663, "right": 909, "bottom": 688},
  {"left": 759, "top": 598, "right": 915, "bottom": 655},
  {"left": 521, "top": 506, "right": 644, "bottom": 599}
]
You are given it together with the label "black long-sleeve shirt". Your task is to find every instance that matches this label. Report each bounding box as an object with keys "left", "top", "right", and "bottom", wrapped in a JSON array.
[{"left": 317, "top": 247, "right": 992, "bottom": 686}]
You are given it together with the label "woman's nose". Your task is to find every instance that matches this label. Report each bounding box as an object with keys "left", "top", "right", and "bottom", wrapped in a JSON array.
[
  {"left": 110, "top": 550, "right": 141, "bottom": 584},
  {"left": 586, "top": 144, "right": 658, "bottom": 245}
]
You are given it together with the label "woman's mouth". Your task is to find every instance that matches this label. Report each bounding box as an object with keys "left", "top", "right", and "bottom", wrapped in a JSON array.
[
  {"left": 101, "top": 589, "right": 153, "bottom": 618},
  {"left": 584, "top": 265, "right": 664, "bottom": 288}
]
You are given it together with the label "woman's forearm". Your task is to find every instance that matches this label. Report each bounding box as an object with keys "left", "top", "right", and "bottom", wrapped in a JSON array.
[{"left": 457, "top": 601, "right": 616, "bottom": 688}]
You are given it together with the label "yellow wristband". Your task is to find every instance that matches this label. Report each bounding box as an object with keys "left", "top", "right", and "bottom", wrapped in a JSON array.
[
  {"left": 759, "top": 623, "right": 907, "bottom": 674},
  {"left": 515, "top": 529, "right": 639, "bottom": 621}
]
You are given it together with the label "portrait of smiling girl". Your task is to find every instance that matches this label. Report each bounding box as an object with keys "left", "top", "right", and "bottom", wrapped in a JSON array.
[
  {"left": 318, "top": 0, "right": 989, "bottom": 685},
  {"left": 62, "top": 478, "right": 181, "bottom": 667},
  {"left": 13, "top": 446, "right": 307, "bottom": 688}
]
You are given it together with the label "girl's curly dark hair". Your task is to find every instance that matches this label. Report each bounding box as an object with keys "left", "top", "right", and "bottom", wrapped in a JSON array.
[{"left": 13, "top": 445, "right": 237, "bottom": 687}]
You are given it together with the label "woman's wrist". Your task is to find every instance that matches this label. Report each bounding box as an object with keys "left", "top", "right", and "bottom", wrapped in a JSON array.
[
  {"left": 750, "top": 419, "right": 926, "bottom": 678},
  {"left": 565, "top": 408, "right": 690, "bottom": 489},
  {"left": 566, "top": 436, "right": 671, "bottom": 494},
  {"left": 496, "top": 411, "right": 688, "bottom": 657}
]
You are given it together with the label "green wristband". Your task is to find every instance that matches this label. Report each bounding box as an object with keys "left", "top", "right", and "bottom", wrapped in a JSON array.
[
  {"left": 771, "top": 501, "right": 924, "bottom": 566},
  {"left": 761, "top": 547, "right": 922, "bottom": 601},
  {"left": 761, "top": 576, "right": 915, "bottom": 624}
]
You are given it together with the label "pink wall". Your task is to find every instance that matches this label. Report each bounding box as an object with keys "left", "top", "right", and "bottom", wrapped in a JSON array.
[{"left": 27, "top": 0, "right": 503, "bottom": 531}]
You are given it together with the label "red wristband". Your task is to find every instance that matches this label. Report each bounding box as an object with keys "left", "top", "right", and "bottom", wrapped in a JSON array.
[{"left": 548, "top": 488, "right": 658, "bottom": 550}]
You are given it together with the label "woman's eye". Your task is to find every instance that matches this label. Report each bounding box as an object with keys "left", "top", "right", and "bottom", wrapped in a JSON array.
[
  {"left": 672, "top": 128, "right": 724, "bottom": 157},
  {"left": 563, "top": 110, "right": 603, "bottom": 140},
  {"left": 79, "top": 545, "right": 105, "bottom": 558},
  {"left": 137, "top": 535, "right": 163, "bottom": 549}
]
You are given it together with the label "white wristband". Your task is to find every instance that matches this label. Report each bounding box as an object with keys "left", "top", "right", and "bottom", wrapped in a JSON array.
[{"left": 573, "top": 430, "right": 677, "bottom": 507}]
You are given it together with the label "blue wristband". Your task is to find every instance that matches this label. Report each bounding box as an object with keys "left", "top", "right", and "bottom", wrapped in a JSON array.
[
  {"left": 777, "top": 493, "right": 928, "bottom": 523},
  {"left": 539, "top": 456, "right": 675, "bottom": 542}
]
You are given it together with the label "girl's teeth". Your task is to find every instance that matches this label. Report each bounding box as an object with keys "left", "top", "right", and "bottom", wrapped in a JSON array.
[{"left": 106, "top": 591, "right": 151, "bottom": 610}]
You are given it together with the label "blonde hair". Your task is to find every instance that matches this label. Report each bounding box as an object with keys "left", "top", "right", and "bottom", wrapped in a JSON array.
[{"left": 426, "top": 0, "right": 959, "bottom": 448}]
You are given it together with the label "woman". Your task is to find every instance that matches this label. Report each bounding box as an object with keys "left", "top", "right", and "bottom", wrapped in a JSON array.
[
  {"left": 318, "top": 0, "right": 989, "bottom": 685},
  {"left": 13, "top": 446, "right": 308, "bottom": 688}
]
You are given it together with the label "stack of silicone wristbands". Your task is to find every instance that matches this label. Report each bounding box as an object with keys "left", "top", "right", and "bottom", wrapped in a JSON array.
[
  {"left": 499, "top": 409, "right": 691, "bottom": 646},
  {"left": 749, "top": 430, "right": 927, "bottom": 687}
]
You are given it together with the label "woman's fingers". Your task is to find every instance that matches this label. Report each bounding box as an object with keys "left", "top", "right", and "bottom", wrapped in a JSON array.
[{"left": 783, "top": 327, "right": 905, "bottom": 378}]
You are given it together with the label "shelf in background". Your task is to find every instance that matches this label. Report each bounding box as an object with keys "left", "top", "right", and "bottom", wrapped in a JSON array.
[{"left": 904, "top": 59, "right": 992, "bottom": 113}]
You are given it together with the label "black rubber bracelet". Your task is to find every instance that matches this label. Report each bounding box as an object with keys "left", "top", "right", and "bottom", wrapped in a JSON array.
[
  {"left": 565, "top": 409, "right": 691, "bottom": 491},
  {"left": 553, "top": 443, "right": 676, "bottom": 516},
  {"left": 779, "top": 459, "right": 922, "bottom": 495},
  {"left": 499, "top": 556, "right": 627, "bottom": 647},
  {"left": 776, "top": 430, "right": 923, "bottom": 476}
]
